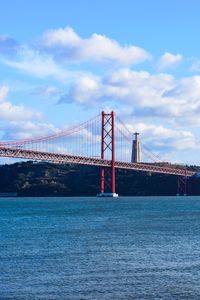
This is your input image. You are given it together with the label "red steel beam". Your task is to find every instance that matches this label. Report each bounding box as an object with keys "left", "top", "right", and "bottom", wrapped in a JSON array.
[
  {"left": 101, "top": 111, "right": 105, "bottom": 193},
  {"left": 111, "top": 111, "right": 115, "bottom": 193}
]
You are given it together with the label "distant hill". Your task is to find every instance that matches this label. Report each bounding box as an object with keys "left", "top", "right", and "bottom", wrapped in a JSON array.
[{"left": 0, "top": 161, "right": 200, "bottom": 196}]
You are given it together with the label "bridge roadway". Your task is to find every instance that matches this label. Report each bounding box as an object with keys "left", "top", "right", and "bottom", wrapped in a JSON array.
[{"left": 0, "top": 147, "right": 195, "bottom": 177}]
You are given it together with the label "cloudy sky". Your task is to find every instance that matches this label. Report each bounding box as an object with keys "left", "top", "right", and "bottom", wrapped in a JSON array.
[{"left": 1, "top": 0, "right": 200, "bottom": 164}]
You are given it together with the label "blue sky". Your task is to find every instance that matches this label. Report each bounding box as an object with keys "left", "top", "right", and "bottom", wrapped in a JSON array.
[{"left": 1, "top": 0, "right": 200, "bottom": 164}]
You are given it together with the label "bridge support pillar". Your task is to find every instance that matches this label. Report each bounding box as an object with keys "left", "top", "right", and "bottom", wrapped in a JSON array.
[
  {"left": 97, "top": 111, "right": 118, "bottom": 197},
  {"left": 177, "top": 170, "right": 187, "bottom": 196}
]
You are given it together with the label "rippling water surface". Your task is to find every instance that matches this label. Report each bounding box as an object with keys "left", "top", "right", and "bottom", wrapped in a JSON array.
[{"left": 1, "top": 196, "right": 200, "bottom": 299}]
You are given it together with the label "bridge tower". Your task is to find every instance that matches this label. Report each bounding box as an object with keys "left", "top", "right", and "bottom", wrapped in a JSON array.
[
  {"left": 131, "top": 132, "right": 141, "bottom": 163},
  {"left": 97, "top": 111, "right": 118, "bottom": 197}
]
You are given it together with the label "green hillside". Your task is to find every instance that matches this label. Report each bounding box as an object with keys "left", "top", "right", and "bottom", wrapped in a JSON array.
[{"left": 0, "top": 161, "right": 200, "bottom": 196}]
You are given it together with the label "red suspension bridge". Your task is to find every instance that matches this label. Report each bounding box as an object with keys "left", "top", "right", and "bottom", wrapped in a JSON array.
[{"left": 0, "top": 111, "right": 196, "bottom": 196}]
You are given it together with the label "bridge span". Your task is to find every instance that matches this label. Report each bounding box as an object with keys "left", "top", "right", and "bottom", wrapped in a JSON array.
[
  {"left": 0, "top": 146, "right": 195, "bottom": 177},
  {"left": 0, "top": 111, "right": 197, "bottom": 196}
]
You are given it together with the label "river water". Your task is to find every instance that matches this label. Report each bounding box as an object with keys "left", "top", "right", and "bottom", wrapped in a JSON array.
[{"left": 1, "top": 196, "right": 200, "bottom": 299}]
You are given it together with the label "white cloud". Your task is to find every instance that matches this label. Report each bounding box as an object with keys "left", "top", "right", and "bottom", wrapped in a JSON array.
[
  {"left": 0, "top": 85, "right": 41, "bottom": 122},
  {"left": 59, "top": 76, "right": 101, "bottom": 104},
  {"left": 190, "top": 59, "right": 200, "bottom": 72},
  {"left": 1, "top": 121, "right": 58, "bottom": 140},
  {"left": 41, "top": 26, "right": 151, "bottom": 65},
  {"left": 42, "top": 27, "right": 81, "bottom": 47},
  {"left": 32, "top": 85, "right": 59, "bottom": 97},
  {"left": 60, "top": 69, "right": 200, "bottom": 126},
  {"left": 0, "top": 85, "right": 55, "bottom": 144},
  {"left": 3, "top": 46, "right": 69, "bottom": 81},
  {"left": 0, "top": 86, "right": 61, "bottom": 142},
  {"left": 0, "top": 85, "right": 9, "bottom": 102},
  {"left": 127, "top": 122, "right": 197, "bottom": 151},
  {"left": 158, "top": 52, "right": 183, "bottom": 70}
]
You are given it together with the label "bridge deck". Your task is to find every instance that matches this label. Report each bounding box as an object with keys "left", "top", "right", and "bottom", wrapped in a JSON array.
[{"left": 0, "top": 147, "right": 195, "bottom": 177}]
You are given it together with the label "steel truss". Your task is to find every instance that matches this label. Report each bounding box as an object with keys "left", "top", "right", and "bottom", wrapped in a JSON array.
[{"left": 0, "top": 146, "right": 195, "bottom": 177}]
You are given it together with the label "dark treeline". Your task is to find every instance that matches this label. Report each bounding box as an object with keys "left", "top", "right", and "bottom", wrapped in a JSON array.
[{"left": 0, "top": 161, "right": 200, "bottom": 196}]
